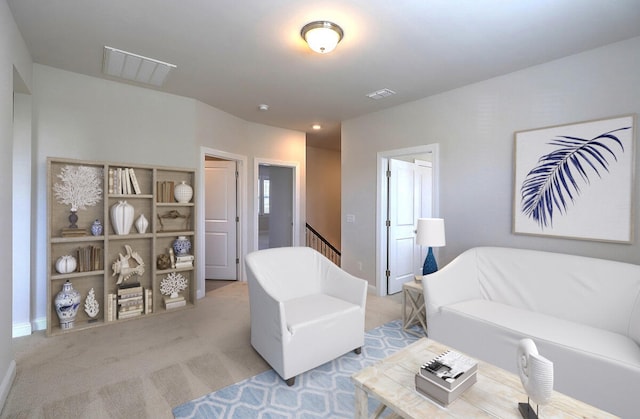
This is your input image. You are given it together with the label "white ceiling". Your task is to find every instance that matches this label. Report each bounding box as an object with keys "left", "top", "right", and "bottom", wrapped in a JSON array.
[{"left": 8, "top": 0, "right": 640, "bottom": 150}]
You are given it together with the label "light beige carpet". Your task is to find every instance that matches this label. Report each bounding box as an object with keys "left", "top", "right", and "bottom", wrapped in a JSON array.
[{"left": 1, "top": 282, "right": 402, "bottom": 419}]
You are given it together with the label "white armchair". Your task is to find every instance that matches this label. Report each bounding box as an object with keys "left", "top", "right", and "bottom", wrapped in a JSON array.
[{"left": 245, "top": 246, "right": 367, "bottom": 385}]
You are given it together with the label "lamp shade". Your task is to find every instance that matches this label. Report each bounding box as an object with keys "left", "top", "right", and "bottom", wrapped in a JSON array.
[
  {"left": 301, "top": 21, "right": 344, "bottom": 54},
  {"left": 416, "top": 218, "right": 446, "bottom": 247}
]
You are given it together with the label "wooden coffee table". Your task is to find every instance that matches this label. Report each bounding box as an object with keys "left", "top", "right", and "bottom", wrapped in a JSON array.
[{"left": 352, "top": 338, "right": 617, "bottom": 419}]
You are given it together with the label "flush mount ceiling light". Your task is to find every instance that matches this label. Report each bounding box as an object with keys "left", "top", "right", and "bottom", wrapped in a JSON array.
[
  {"left": 300, "top": 21, "right": 344, "bottom": 54},
  {"left": 102, "top": 46, "right": 176, "bottom": 87}
]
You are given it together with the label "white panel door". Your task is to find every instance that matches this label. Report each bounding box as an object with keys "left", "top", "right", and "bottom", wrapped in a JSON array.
[
  {"left": 205, "top": 160, "right": 237, "bottom": 279},
  {"left": 388, "top": 159, "right": 420, "bottom": 294}
]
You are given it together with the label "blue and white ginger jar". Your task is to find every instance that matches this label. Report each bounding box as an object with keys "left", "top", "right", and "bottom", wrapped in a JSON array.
[
  {"left": 172, "top": 236, "right": 191, "bottom": 256},
  {"left": 91, "top": 219, "right": 103, "bottom": 236}
]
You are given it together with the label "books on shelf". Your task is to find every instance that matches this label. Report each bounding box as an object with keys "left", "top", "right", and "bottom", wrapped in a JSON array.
[
  {"left": 145, "top": 289, "right": 153, "bottom": 314},
  {"left": 129, "top": 168, "right": 141, "bottom": 194},
  {"left": 108, "top": 167, "right": 143, "bottom": 195},
  {"left": 166, "top": 249, "right": 195, "bottom": 269},
  {"left": 75, "top": 245, "right": 103, "bottom": 272},
  {"left": 156, "top": 181, "right": 176, "bottom": 203},
  {"left": 61, "top": 227, "right": 88, "bottom": 238},
  {"left": 107, "top": 294, "right": 117, "bottom": 322},
  {"left": 164, "top": 295, "right": 186, "bottom": 310},
  {"left": 174, "top": 261, "right": 193, "bottom": 269},
  {"left": 117, "top": 284, "right": 144, "bottom": 319},
  {"left": 415, "top": 350, "right": 478, "bottom": 406}
]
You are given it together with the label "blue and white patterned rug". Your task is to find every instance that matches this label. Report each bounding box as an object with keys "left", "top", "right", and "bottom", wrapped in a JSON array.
[{"left": 173, "top": 320, "right": 422, "bottom": 418}]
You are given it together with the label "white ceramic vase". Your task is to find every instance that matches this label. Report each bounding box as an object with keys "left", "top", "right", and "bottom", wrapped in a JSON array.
[
  {"left": 110, "top": 201, "right": 134, "bottom": 235},
  {"left": 174, "top": 181, "right": 193, "bottom": 203},
  {"left": 55, "top": 255, "right": 77, "bottom": 274},
  {"left": 135, "top": 213, "right": 149, "bottom": 234}
]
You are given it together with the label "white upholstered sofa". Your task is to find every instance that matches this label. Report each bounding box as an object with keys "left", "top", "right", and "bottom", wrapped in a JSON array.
[
  {"left": 423, "top": 246, "right": 640, "bottom": 417},
  {"left": 245, "top": 247, "right": 367, "bottom": 385}
]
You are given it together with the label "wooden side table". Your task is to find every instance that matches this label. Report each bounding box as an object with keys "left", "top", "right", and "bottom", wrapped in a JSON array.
[{"left": 402, "top": 279, "right": 427, "bottom": 337}]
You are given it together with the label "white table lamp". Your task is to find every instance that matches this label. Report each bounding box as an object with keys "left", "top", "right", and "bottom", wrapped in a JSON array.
[{"left": 416, "top": 218, "right": 446, "bottom": 275}]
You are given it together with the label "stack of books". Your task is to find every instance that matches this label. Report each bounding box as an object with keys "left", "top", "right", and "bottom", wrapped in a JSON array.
[
  {"left": 415, "top": 350, "right": 478, "bottom": 406},
  {"left": 163, "top": 295, "right": 186, "bottom": 310},
  {"left": 174, "top": 254, "right": 194, "bottom": 269},
  {"left": 117, "top": 284, "right": 144, "bottom": 319},
  {"left": 61, "top": 227, "right": 87, "bottom": 238}
]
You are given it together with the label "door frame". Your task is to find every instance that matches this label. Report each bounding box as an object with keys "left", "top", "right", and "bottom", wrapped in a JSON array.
[
  {"left": 376, "top": 144, "right": 440, "bottom": 296},
  {"left": 199, "top": 147, "right": 247, "bottom": 298},
  {"left": 254, "top": 158, "right": 301, "bottom": 250}
]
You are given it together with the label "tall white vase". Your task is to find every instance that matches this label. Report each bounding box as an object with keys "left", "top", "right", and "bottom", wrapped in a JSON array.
[{"left": 110, "top": 201, "right": 134, "bottom": 235}]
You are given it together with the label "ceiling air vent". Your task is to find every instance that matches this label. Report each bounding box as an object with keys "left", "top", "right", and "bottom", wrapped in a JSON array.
[
  {"left": 102, "top": 46, "right": 176, "bottom": 87},
  {"left": 366, "top": 88, "right": 396, "bottom": 100}
]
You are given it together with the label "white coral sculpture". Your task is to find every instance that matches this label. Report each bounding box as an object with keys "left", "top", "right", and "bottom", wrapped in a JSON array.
[
  {"left": 84, "top": 288, "right": 99, "bottom": 318},
  {"left": 160, "top": 272, "right": 188, "bottom": 298},
  {"left": 53, "top": 165, "right": 103, "bottom": 211}
]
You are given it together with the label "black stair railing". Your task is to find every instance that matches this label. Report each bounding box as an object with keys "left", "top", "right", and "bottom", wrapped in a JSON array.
[{"left": 305, "top": 223, "right": 341, "bottom": 266}]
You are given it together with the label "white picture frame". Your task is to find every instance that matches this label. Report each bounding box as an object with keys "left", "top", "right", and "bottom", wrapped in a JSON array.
[{"left": 513, "top": 115, "right": 635, "bottom": 243}]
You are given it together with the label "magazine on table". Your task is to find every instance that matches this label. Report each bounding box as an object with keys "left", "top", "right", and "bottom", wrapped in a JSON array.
[
  {"left": 419, "top": 350, "right": 478, "bottom": 389},
  {"left": 415, "top": 350, "right": 478, "bottom": 405}
]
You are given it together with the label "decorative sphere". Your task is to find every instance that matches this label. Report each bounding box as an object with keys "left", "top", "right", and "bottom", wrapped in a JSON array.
[
  {"left": 174, "top": 181, "right": 193, "bottom": 203},
  {"left": 55, "top": 255, "right": 78, "bottom": 274}
]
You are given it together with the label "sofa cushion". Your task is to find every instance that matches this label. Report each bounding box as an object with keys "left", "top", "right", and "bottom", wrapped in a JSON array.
[
  {"left": 473, "top": 247, "right": 640, "bottom": 336},
  {"left": 284, "top": 294, "right": 360, "bottom": 335},
  {"left": 443, "top": 299, "right": 640, "bottom": 367}
]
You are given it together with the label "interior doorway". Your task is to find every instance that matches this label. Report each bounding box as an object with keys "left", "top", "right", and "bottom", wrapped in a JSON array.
[
  {"left": 376, "top": 144, "right": 440, "bottom": 296},
  {"left": 204, "top": 157, "right": 238, "bottom": 280},
  {"left": 257, "top": 164, "right": 294, "bottom": 249},
  {"left": 199, "top": 147, "right": 247, "bottom": 298},
  {"left": 386, "top": 158, "right": 433, "bottom": 294},
  {"left": 254, "top": 159, "right": 300, "bottom": 251}
]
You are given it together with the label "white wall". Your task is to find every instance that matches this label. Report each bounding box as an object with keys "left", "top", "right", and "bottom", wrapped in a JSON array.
[
  {"left": 342, "top": 36, "right": 640, "bottom": 289},
  {"left": 30, "top": 64, "right": 305, "bottom": 328},
  {"left": 12, "top": 93, "right": 32, "bottom": 337},
  {"left": 195, "top": 102, "right": 306, "bottom": 254},
  {"left": 1, "top": 0, "right": 32, "bottom": 410}
]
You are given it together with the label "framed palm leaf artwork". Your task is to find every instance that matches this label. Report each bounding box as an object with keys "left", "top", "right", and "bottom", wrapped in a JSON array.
[{"left": 513, "top": 115, "right": 635, "bottom": 243}]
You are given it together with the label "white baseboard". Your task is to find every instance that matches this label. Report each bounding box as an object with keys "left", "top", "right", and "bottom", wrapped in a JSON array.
[
  {"left": 11, "top": 322, "right": 31, "bottom": 338},
  {"left": 0, "top": 359, "right": 16, "bottom": 412},
  {"left": 12, "top": 316, "right": 46, "bottom": 338},
  {"left": 32, "top": 317, "right": 46, "bottom": 332}
]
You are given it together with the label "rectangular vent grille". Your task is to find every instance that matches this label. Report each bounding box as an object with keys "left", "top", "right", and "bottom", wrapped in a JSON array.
[
  {"left": 103, "top": 46, "right": 176, "bottom": 87},
  {"left": 366, "top": 88, "right": 396, "bottom": 100}
]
